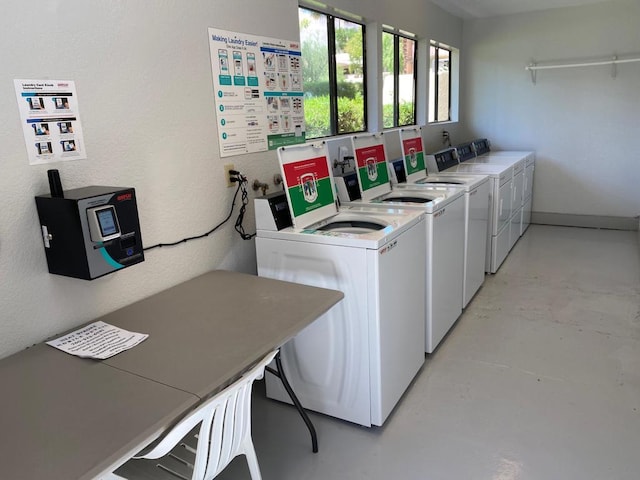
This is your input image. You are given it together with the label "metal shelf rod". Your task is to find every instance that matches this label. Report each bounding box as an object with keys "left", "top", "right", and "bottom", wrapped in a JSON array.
[
  {"left": 526, "top": 55, "right": 640, "bottom": 84},
  {"left": 526, "top": 57, "right": 640, "bottom": 71}
]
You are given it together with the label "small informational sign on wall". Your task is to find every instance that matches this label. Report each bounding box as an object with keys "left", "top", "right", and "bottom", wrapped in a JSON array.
[
  {"left": 14, "top": 79, "right": 87, "bottom": 165},
  {"left": 208, "top": 28, "right": 306, "bottom": 158}
]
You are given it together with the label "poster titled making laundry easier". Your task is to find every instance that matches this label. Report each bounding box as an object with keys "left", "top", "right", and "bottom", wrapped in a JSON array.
[
  {"left": 14, "top": 79, "right": 87, "bottom": 165},
  {"left": 208, "top": 28, "right": 306, "bottom": 158}
]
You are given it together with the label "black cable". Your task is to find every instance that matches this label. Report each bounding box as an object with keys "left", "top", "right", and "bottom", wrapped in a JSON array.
[
  {"left": 235, "top": 177, "right": 256, "bottom": 240},
  {"left": 143, "top": 175, "right": 245, "bottom": 252}
]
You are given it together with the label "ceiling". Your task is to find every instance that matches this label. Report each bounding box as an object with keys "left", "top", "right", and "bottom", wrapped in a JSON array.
[{"left": 430, "top": 0, "right": 612, "bottom": 19}]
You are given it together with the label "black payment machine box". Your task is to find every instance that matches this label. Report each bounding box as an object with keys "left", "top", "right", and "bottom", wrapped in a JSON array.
[{"left": 35, "top": 184, "right": 144, "bottom": 280}]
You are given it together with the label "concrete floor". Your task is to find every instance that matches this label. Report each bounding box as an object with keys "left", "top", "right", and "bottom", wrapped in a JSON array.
[{"left": 219, "top": 225, "right": 640, "bottom": 480}]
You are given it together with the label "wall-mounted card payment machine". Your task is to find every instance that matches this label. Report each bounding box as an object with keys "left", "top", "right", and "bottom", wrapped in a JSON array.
[{"left": 35, "top": 186, "right": 144, "bottom": 280}]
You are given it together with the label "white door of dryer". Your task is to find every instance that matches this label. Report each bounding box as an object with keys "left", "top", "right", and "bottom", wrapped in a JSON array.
[
  {"left": 508, "top": 170, "right": 524, "bottom": 250},
  {"left": 491, "top": 177, "right": 512, "bottom": 236},
  {"left": 521, "top": 196, "right": 533, "bottom": 235},
  {"left": 512, "top": 170, "right": 524, "bottom": 211},
  {"left": 497, "top": 178, "right": 512, "bottom": 231},
  {"left": 426, "top": 197, "right": 465, "bottom": 353},
  {"left": 491, "top": 223, "right": 511, "bottom": 273},
  {"left": 486, "top": 177, "right": 512, "bottom": 272},
  {"left": 509, "top": 208, "right": 522, "bottom": 251},
  {"left": 524, "top": 164, "right": 534, "bottom": 202},
  {"left": 256, "top": 237, "right": 372, "bottom": 426}
]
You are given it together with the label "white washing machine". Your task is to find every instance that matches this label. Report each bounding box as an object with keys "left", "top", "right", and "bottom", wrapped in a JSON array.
[
  {"left": 426, "top": 148, "right": 513, "bottom": 274},
  {"left": 384, "top": 127, "right": 490, "bottom": 308},
  {"left": 334, "top": 133, "right": 466, "bottom": 353},
  {"left": 255, "top": 142, "right": 427, "bottom": 427}
]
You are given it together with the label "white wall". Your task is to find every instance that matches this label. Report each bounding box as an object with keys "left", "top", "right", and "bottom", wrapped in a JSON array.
[
  {"left": 462, "top": 0, "right": 640, "bottom": 221},
  {"left": 0, "top": 0, "right": 300, "bottom": 359}
]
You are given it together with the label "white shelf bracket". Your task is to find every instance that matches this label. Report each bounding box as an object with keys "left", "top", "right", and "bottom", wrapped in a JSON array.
[{"left": 611, "top": 55, "right": 618, "bottom": 78}]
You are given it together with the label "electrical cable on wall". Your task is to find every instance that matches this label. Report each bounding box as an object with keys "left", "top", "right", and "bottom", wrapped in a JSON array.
[
  {"left": 234, "top": 175, "right": 256, "bottom": 240},
  {"left": 143, "top": 170, "right": 255, "bottom": 251}
]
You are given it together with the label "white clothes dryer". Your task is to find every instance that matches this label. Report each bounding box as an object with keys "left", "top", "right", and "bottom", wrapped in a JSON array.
[
  {"left": 334, "top": 133, "right": 466, "bottom": 353},
  {"left": 426, "top": 148, "right": 513, "bottom": 274},
  {"left": 458, "top": 153, "right": 522, "bottom": 252},
  {"left": 255, "top": 142, "right": 426, "bottom": 427},
  {"left": 466, "top": 139, "right": 535, "bottom": 246}
]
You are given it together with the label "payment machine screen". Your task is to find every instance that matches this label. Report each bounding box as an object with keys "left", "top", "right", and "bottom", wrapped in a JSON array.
[{"left": 96, "top": 207, "right": 119, "bottom": 236}]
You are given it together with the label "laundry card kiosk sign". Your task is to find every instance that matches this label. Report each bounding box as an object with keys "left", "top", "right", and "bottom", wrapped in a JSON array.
[{"left": 35, "top": 186, "right": 144, "bottom": 280}]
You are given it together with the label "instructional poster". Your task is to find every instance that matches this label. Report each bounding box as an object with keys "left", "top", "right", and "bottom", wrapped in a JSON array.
[
  {"left": 208, "top": 28, "right": 306, "bottom": 157},
  {"left": 14, "top": 79, "right": 87, "bottom": 165}
]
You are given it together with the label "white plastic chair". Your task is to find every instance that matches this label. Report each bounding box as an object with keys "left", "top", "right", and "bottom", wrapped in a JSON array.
[{"left": 104, "top": 350, "right": 278, "bottom": 480}]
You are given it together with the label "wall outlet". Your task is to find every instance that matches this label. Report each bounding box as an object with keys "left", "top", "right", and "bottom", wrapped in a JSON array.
[{"left": 224, "top": 164, "right": 235, "bottom": 187}]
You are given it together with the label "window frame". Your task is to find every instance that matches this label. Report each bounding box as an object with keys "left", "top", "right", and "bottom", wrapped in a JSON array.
[
  {"left": 429, "top": 42, "right": 452, "bottom": 124},
  {"left": 382, "top": 29, "right": 418, "bottom": 128},
  {"left": 299, "top": 6, "right": 367, "bottom": 139}
]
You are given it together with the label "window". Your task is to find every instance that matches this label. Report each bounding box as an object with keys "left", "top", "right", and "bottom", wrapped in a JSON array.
[
  {"left": 299, "top": 7, "right": 366, "bottom": 139},
  {"left": 382, "top": 31, "right": 417, "bottom": 128},
  {"left": 429, "top": 43, "right": 451, "bottom": 123}
]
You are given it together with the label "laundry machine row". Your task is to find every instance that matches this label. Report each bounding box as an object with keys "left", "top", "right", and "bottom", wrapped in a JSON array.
[
  {"left": 426, "top": 148, "right": 514, "bottom": 273},
  {"left": 384, "top": 127, "right": 490, "bottom": 308},
  {"left": 255, "top": 142, "right": 426, "bottom": 427},
  {"left": 331, "top": 132, "right": 466, "bottom": 354},
  {"left": 470, "top": 138, "right": 535, "bottom": 239},
  {"left": 457, "top": 142, "right": 524, "bottom": 253}
]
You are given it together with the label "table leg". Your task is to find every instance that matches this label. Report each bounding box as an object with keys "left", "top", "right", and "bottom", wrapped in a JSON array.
[{"left": 266, "top": 351, "right": 318, "bottom": 453}]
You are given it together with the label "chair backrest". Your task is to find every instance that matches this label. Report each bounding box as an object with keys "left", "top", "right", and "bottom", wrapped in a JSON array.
[{"left": 133, "top": 349, "right": 278, "bottom": 480}]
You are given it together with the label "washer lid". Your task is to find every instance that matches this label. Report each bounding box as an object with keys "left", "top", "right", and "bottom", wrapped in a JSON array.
[
  {"left": 278, "top": 142, "right": 338, "bottom": 228},
  {"left": 418, "top": 179, "right": 465, "bottom": 185},
  {"left": 257, "top": 206, "right": 424, "bottom": 248},
  {"left": 378, "top": 190, "right": 438, "bottom": 204},
  {"left": 351, "top": 133, "right": 392, "bottom": 201},
  {"left": 315, "top": 212, "right": 387, "bottom": 233},
  {"left": 399, "top": 127, "right": 427, "bottom": 184},
  {"left": 414, "top": 174, "right": 490, "bottom": 190}
]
